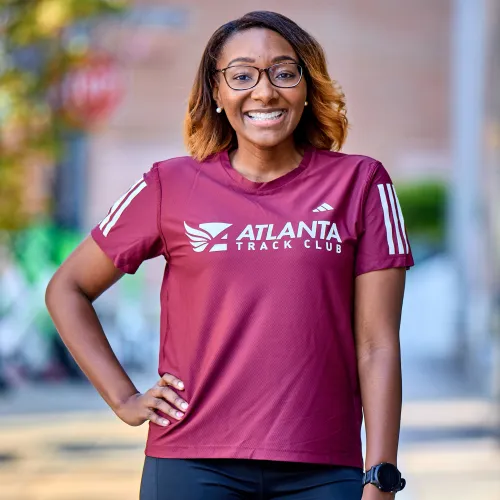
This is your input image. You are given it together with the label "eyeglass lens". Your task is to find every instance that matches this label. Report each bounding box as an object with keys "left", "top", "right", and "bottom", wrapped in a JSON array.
[{"left": 224, "top": 63, "right": 302, "bottom": 90}]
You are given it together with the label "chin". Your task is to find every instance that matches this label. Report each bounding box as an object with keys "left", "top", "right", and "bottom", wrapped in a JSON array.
[{"left": 244, "top": 132, "right": 291, "bottom": 149}]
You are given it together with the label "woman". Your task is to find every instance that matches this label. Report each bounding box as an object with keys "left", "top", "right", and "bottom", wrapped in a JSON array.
[{"left": 46, "top": 11, "right": 413, "bottom": 500}]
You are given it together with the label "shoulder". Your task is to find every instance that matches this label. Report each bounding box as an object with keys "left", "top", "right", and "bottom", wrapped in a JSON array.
[
  {"left": 312, "top": 148, "right": 385, "bottom": 183},
  {"left": 148, "top": 154, "right": 224, "bottom": 202},
  {"left": 311, "top": 150, "right": 396, "bottom": 210},
  {"left": 153, "top": 154, "right": 198, "bottom": 175},
  {"left": 151, "top": 156, "right": 216, "bottom": 185},
  {"left": 153, "top": 153, "right": 221, "bottom": 172}
]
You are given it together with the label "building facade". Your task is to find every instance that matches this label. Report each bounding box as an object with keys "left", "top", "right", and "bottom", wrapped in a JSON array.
[{"left": 87, "top": 0, "right": 452, "bottom": 227}]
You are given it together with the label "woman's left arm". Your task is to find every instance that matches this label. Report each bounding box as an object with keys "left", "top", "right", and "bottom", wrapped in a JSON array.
[{"left": 355, "top": 267, "right": 407, "bottom": 500}]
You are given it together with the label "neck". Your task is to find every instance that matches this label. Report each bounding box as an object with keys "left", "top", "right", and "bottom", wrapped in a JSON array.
[{"left": 230, "top": 139, "right": 304, "bottom": 183}]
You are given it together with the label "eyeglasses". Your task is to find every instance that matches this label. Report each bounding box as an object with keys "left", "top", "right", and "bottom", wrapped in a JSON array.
[{"left": 216, "top": 62, "right": 303, "bottom": 91}]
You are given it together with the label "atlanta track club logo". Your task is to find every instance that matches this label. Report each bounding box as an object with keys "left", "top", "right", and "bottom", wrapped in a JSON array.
[{"left": 184, "top": 220, "right": 344, "bottom": 254}]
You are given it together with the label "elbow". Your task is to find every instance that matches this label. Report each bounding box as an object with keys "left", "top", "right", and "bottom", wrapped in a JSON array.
[
  {"left": 45, "top": 270, "right": 74, "bottom": 314},
  {"left": 45, "top": 270, "right": 90, "bottom": 316},
  {"left": 45, "top": 273, "right": 59, "bottom": 314}
]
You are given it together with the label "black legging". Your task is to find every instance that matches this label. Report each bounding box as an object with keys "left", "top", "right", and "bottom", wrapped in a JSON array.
[{"left": 140, "top": 457, "right": 363, "bottom": 500}]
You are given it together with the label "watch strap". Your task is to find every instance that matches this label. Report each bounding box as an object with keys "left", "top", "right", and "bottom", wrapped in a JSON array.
[
  {"left": 362, "top": 466, "right": 376, "bottom": 487},
  {"left": 363, "top": 463, "right": 406, "bottom": 493}
]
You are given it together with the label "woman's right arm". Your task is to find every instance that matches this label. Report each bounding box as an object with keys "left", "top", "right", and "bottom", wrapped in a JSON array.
[{"left": 45, "top": 236, "right": 188, "bottom": 427}]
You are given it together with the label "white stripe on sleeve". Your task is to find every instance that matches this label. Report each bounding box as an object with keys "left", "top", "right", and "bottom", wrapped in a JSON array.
[
  {"left": 99, "top": 177, "right": 144, "bottom": 231},
  {"left": 103, "top": 181, "right": 147, "bottom": 237},
  {"left": 386, "top": 183, "right": 405, "bottom": 254},
  {"left": 377, "top": 184, "right": 395, "bottom": 255},
  {"left": 392, "top": 185, "right": 409, "bottom": 254}
]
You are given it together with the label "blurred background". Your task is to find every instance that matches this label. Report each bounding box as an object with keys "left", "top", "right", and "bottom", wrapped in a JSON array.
[{"left": 0, "top": 0, "right": 499, "bottom": 499}]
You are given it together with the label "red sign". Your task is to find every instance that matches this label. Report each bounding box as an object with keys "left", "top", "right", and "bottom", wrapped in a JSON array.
[{"left": 58, "top": 52, "right": 123, "bottom": 127}]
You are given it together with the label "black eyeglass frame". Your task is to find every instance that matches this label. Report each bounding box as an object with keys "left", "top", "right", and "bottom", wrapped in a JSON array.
[{"left": 215, "top": 62, "right": 304, "bottom": 91}]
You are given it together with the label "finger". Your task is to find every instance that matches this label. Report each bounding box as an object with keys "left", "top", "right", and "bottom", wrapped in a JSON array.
[
  {"left": 148, "top": 396, "right": 185, "bottom": 421},
  {"left": 151, "top": 386, "right": 189, "bottom": 412},
  {"left": 158, "top": 372, "right": 185, "bottom": 390},
  {"left": 145, "top": 408, "right": 170, "bottom": 427}
]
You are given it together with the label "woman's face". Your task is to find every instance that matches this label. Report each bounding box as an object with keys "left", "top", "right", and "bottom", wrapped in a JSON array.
[{"left": 213, "top": 28, "right": 307, "bottom": 150}]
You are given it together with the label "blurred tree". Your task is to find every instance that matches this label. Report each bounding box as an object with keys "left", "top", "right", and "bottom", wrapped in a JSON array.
[
  {"left": 396, "top": 180, "right": 447, "bottom": 245},
  {"left": 0, "top": 0, "right": 126, "bottom": 231}
]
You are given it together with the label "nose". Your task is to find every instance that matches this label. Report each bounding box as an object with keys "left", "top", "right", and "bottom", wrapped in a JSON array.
[{"left": 250, "top": 71, "right": 279, "bottom": 105}]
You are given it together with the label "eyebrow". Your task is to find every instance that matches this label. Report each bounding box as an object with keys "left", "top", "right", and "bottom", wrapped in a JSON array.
[{"left": 226, "top": 55, "right": 298, "bottom": 66}]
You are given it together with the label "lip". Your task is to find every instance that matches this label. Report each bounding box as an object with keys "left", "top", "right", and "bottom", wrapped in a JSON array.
[
  {"left": 243, "top": 109, "right": 287, "bottom": 128},
  {"left": 243, "top": 108, "right": 287, "bottom": 115}
]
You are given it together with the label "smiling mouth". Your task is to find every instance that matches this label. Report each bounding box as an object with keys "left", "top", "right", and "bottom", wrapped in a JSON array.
[{"left": 245, "top": 110, "right": 287, "bottom": 121}]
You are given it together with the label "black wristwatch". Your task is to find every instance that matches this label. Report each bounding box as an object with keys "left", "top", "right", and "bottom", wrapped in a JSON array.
[{"left": 362, "top": 462, "right": 406, "bottom": 493}]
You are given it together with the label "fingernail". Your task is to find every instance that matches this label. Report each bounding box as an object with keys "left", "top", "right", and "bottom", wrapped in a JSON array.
[
  {"left": 181, "top": 402, "right": 188, "bottom": 410},
  {"left": 176, "top": 411, "right": 184, "bottom": 418},
  {"left": 162, "top": 419, "right": 169, "bottom": 426},
  {"left": 178, "top": 381, "right": 184, "bottom": 389}
]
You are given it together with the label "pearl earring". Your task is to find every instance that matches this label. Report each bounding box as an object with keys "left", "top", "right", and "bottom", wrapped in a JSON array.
[
  {"left": 304, "top": 101, "right": 308, "bottom": 106},
  {"left": 216, "top": 107, "right": 223, "bottom": 113}
]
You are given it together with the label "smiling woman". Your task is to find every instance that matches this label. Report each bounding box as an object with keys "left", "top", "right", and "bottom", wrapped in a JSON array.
[
  {"left": 45, "top": 10, "right": 413, "bottom": 500},
  {"left": 185, "top": 11, "right": 348, "bottom": 165}
]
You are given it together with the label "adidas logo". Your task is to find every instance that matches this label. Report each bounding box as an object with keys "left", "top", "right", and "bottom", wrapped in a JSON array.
[
  {"left": 184, "top": 222, "right": 232, "bottom": 252},
  {"left": 312, "top": 202, "right": 334, "bottom": 212}
]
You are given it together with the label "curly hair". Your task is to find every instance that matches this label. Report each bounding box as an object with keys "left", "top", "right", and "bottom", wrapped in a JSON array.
[{"left": 184, "top": 11, "right": 348, "bottom": 161}]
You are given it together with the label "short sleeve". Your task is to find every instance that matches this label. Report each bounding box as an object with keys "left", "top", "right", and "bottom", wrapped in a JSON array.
[
  {"left": 91, "top": 165, "right": 165, "bottom": 274},
  {"left": 355, "top": 162, "right": 414, "bottom": 277}
]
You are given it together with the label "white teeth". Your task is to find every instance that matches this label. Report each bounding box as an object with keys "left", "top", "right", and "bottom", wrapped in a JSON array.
[{"left": 247, "top": 110, "right": 284, "bottom": 120}]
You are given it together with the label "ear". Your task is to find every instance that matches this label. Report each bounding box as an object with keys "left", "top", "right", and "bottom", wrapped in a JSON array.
[{"left": 212, "top": 83, "right": 221, "bottom": 108}]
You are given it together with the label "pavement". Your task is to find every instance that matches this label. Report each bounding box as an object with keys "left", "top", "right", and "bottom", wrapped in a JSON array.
[{"left": 398, "top": 399, "right": 500, "bottom": 500}]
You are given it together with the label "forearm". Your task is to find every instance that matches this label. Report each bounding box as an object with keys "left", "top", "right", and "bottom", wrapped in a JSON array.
[
  {"left": 358, "top": 344, "right": 402, "bottom": 469},
  {"left": 45, "top": 279, "right": 139, "bottom": 412}
]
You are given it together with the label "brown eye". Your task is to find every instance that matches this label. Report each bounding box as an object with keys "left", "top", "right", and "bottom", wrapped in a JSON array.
[
  {"left": 276, "top": 71, "right": 295, "bottom": 80},
  {"left": 233, "top": 72, "right": 254, "bottom": 81}
]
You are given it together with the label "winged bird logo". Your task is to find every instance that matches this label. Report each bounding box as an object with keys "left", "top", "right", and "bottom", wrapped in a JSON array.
[{"left": 184, "top": 221, "right": 233, "bottom": 252}]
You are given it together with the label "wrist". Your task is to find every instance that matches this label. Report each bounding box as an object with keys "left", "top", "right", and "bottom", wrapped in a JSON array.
[
  {"left": 365, "top": 455, "right": 398, "bottom": 470},
  {"left": 363, "top": 462, "right": 405, "bottom": 494},
  {"left": 111, "top": 390, "right": 141, "bottom": 414}
]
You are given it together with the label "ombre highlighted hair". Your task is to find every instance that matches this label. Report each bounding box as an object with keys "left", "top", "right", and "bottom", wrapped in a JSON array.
[{"left": 184, "top": 11, "right": 348, "bottom": 161}]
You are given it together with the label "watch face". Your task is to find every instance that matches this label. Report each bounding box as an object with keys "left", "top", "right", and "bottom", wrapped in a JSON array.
[{"left": 377, "top": 463, "right": 401, "bottom": 491}]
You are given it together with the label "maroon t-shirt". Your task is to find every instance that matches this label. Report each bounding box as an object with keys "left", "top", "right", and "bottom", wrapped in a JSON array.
[{"left": 91, "top": 146, "right": 414, "bottom": 468}]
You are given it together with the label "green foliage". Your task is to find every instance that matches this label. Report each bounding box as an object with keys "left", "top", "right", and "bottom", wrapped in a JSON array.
[
  {"left": 396, "top": 180, "right": 447, "bottom": 243},
  {"left": 3, "top": 0, "right": 126, "bottom": 45},
  {"left": 0, "top": 0, "right": 127, "bottom": 231},
  {"left": 10, "top": 222, "right": 82, "bottom": 283}
]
